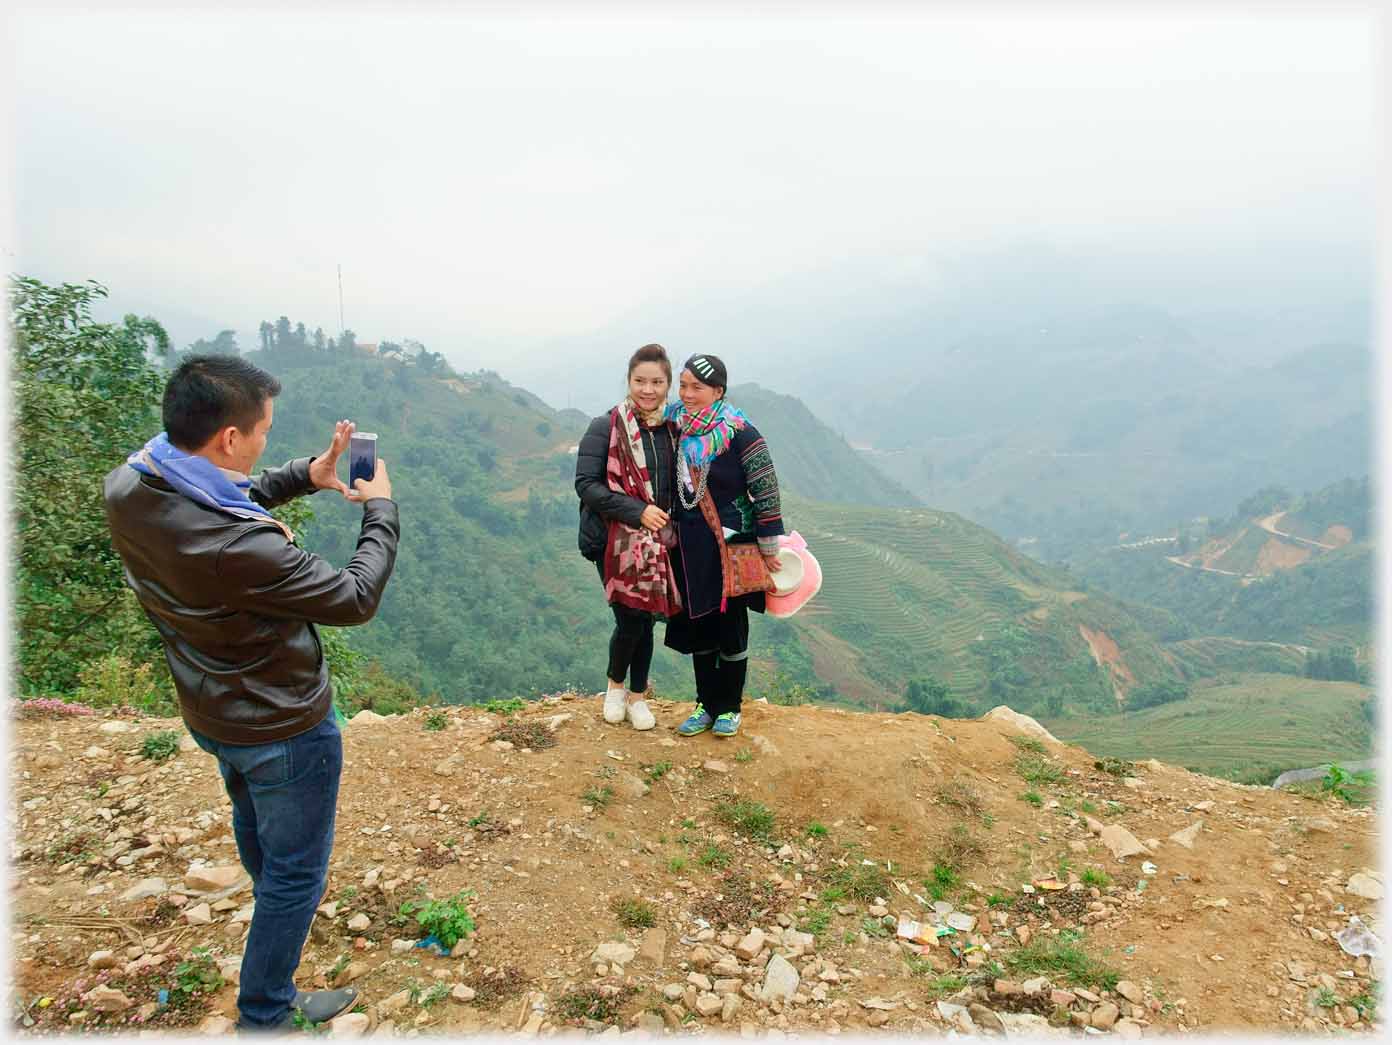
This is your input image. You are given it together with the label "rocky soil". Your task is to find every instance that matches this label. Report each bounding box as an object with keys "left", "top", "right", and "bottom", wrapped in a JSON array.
[{"left": 8, "top": 697, "right": 1384, "bottom": 1038}]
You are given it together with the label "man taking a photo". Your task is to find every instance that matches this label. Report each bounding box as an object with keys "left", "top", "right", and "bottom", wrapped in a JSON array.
[{"left": 104, "top": 354, "right": 398, "bottom": 1032}]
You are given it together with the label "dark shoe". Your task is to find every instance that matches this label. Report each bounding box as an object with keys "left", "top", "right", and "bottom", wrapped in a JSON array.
[
  {"left": 236, "top": 989, "right": 358, "bottom": 1034},
  {"left": 292, "top": 988, "right": 358, "bottom": 1023}
]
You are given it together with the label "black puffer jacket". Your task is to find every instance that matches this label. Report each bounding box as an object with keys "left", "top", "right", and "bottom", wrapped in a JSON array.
[
  {"left": 103, "top": 456, "right": 399, "bottom": 745},
  {"left": 574, "top": 411, "right": 676, "bottom": 561}
]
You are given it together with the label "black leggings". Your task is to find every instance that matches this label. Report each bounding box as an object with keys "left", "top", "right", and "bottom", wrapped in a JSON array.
[
  {"left": 678, "top": 603, "right": 750, "bottom": 718},
  {"left": 596, "top": 561, "right": 655, "bottom": 693}
]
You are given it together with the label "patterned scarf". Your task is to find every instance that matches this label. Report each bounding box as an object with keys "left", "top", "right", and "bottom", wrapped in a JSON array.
[
  {"left": 128, "top": 432, "right": 294, "bottom": 542},
  {"left": 664, "top": 398, "right": 749, "bottom": 471},
  {"left": 601, "top": 400, "right": 682, "bottom": 617}
]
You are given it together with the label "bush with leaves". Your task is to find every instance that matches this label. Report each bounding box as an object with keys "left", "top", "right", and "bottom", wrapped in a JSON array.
[
  {"left": 400, "top": 890, "right": 476, "bottom": 949},
  {"left": 10, "top": 277, "right": 172, "bottom": 695}
]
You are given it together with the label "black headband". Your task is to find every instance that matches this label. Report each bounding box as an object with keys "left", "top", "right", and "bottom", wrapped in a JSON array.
[{"left": 683, "top": 354, "right": 728, "bottom": 391}]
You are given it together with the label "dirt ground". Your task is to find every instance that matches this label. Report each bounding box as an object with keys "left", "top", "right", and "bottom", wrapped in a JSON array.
[{"left": 8, "top": 698, "right": 1383, "bottom": 1037}]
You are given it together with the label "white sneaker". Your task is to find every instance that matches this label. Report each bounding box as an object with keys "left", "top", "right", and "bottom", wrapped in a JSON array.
[
  {"left": 603, "top": 687, "right": 627, "bottom": 724},
  {"left": 627, "top": 698, "right": 656, "bottom": 731}
]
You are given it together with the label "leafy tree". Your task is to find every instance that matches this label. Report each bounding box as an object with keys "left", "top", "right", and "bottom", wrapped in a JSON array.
[
  {"left": 10, "top": 277, "right": 171, "bottom": 693},
  {"left": 1305, "top": 645, "right": 1362, "bottom": 683},
  {"left": 258, "top": 320, "right": 274, "bottom": 352},
  {"left": 904, "top": 677, "right": 962, "bottom": 717},
  {"left": 188, "top": 329, "right": 239, "bottom": 355},
  {"left": 337, "top": 329, "right": 357, "bottom": 352},
  {"left": 1125, "top": 679, "right": 1189, "bottom": 711}
]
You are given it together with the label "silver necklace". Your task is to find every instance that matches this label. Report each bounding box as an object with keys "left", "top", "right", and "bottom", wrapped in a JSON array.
[{"left": 677, "top": 455, "right": 709, "bottom": 510}]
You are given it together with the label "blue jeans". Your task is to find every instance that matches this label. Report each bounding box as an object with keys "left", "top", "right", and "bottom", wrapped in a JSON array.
[{"left": 189, "top": 714, "right": 343, "bottom": 1029}]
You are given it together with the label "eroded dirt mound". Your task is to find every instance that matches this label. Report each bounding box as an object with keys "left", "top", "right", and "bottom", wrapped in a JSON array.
[{"left": 8, "top": 698, "right": 1383, "bottom": 1037}]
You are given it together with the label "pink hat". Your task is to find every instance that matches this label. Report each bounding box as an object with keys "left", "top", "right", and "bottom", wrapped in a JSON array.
[{"left": 765, "top": 531, "right": 823, "bottom": 618}]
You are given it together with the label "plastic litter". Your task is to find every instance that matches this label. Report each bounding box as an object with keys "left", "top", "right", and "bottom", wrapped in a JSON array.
[
  {"left": 1335, "top": 915, "right": 1381, "bottom": 959},
  {"left": 415, "top": 934, "right": 449, "bottom": 956},
  {"left": 157, "top": 989, "right": 169, "bottom": 1008},
  {"left": 1141, "top": 861, "right": 1158, "bottom": 875},
  {"left": 1135, "top": 879, "right": 1148, "bottom": 893},
  {"left": 896, "top": 918, "right": 924, "bottom": 941}
]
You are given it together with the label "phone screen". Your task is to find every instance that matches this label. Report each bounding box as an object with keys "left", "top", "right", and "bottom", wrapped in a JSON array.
[{"left": 349, "top": 433, "right": 378, "bottom": 486}]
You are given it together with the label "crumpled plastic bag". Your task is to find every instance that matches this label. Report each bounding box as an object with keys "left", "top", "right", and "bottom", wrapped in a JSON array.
[{"left": 1335, "top": 915, "right": 1381, "bottom": 958}]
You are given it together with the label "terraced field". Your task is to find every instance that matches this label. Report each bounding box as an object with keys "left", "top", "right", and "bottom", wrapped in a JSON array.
[
  {"left": 781, "top": 495, "right": 1174, "bottom": 709},
  {"left": 1044, "top": 672, "right": 1375, "bottom": 783},
  {"left": 1165, "top": 636, "right": 1308, "bottom": 679}
]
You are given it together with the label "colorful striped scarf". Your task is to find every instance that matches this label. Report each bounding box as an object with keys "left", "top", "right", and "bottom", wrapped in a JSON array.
[{"left": 664, "top": 398, "right": 749, "bottom": 471}]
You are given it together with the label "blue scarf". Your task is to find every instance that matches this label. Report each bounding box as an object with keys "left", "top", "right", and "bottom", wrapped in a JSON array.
[
  {"left": 127, "top": 433, "right": 293, "bottom": 540},
  {"left": 663, "top": 399, "right": 749, "bottom": 471}
]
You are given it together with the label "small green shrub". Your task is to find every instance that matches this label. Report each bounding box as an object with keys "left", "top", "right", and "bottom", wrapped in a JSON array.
[
  {"left": 582, "top": 786, "right": 613, "bottom": 809},
  {"left": 715, "top": 799, "right": 776, "bottom": 843},
  {"left": 645, "top": 761, "right": 672, "bottom": 782},
  {"left": 400, "top": 889, "right": 476, "bottom": 949},
  {"left": 822, "top": 858, "right": 890, "bottom": 901},
  {"left": 1322, "top": 763, "right": 1376, "bottom": 805},
  {"left": 1081, "top": 867, "right": 1111, "bottom": 888},
  {"left": 798, "top": 905, "right": 833, "bottom": 936},
  {"left": 698, "top": 844, "right": 731, "bottom": 869},
  {"left": 140, "top": 730, "right": 181, "bottom": 762},
  {"left": 611, "top": 897, "right": 657, "bottom": 928},
  {"left": 1004, "top": 935, "right": 1120, "bottom": 991},
  {"left": 1021, "top": 790, "right": 1043, "bottom": 807},
  {"left": 1015, "top": 754, "right": 1063, "bottom": 787},
  {"left": 76, "top": 654, "right": 175, "bottom": 714},
  {"left": 805, "top": 821, "right": 829, "bottom": 839},
  {"left": 482, "top": 697, "right": 526, "bottom": 716},
  {"left": 173, "top": 946, "right": 224, "bottom": 997},
  {"left": 424, "top": 710, "right": 449, "bottom": 731}
]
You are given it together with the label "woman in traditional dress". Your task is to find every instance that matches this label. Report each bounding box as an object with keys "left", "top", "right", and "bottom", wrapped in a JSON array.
[{"left": 663, "top": 354, "right": 785, "bottom": 738}]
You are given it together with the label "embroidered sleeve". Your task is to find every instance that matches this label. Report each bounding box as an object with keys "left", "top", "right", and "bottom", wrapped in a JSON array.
[{"left": 737, "top": 425, "right": 785, "bottom": 555}]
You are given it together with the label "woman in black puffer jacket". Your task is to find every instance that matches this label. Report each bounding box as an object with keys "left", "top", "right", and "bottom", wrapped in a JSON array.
[{"left": 574, "top": 343, "right": 681, "bottom": 730}]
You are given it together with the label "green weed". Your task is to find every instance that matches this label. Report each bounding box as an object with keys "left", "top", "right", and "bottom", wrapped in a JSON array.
[
  {"left": 582, "top": 786, "right": 614, "bottom": 809},
  {"left": 399, "top": 889, "right": 476, "bottom": 949},
  {"left": 698, "top": 844, "right": 732, "bottom": 869},
  {"left": 140, "top": 730, "right": 181, "bottom": 762},
  {"left": 715, "top": 798, "right": 776, "bottom": 843}
]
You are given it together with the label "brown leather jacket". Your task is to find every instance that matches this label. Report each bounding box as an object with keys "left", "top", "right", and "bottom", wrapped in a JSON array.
[{"left": 103, "top": 456, "right": 400, "bottom": 745}]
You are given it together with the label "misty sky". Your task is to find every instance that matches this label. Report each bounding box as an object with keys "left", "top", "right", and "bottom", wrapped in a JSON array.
[{"left": 6, "top": 6, "right": 1379, "bottom": 396}]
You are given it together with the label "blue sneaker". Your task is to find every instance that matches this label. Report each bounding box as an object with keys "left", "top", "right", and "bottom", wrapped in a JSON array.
[
  {"left": 712, "top": 712, "right": 741, "bottom": 737},
  {"left": 677, "top": 704, "right": 714, "bottom": 736}
]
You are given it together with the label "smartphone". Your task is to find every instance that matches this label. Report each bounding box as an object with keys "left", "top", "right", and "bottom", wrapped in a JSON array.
[{"left": 349, "top": 432, "right": 378, "bottom": 487}]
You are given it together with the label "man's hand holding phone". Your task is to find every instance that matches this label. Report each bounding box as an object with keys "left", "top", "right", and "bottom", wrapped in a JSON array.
[{"left": 352, "top": 460, "right": 392, "bottom": 503}]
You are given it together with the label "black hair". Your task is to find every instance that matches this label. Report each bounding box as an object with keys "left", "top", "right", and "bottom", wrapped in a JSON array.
[
  {"left": 628, "top": 343, "right": 673, "bottom": 383},
  {"left": 682, "top": 353, "right": 728, "bottom": 395},
  {"left": 162, "top": 354, "right": 281, "bottom": 450}
]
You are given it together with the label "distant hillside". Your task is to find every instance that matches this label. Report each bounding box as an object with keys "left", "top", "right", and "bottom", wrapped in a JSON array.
[
  {"left": 1045, "top": 672, "right": 1376, "bottom": 784},
  {"left": 779, "top": 494, "right": 1181, "bottom": 717},
  {"left": 726, "top": 384, "right": 918, "bottom": 508},
  {"left": 1072, "top": 477, "right": 1372, "bottom": 649},
  {"left": 860, "top": 336, "right": 1371, "bottom": 560}
]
